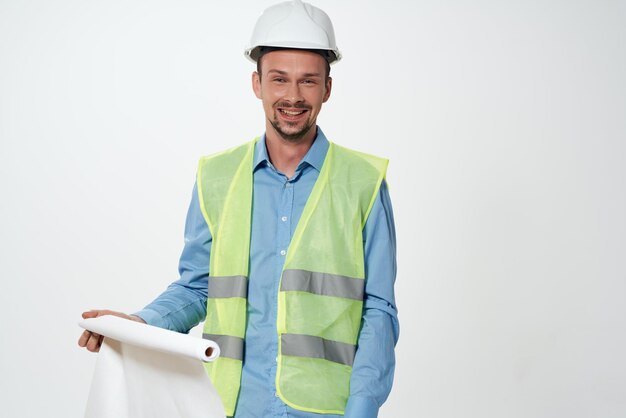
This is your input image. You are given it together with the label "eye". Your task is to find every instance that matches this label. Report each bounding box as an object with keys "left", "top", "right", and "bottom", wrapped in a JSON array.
[
  {"left": 273, "top": 77, "right": 286, "bottom": 83},
  {"left": 301, "top": 79, "right": 316, "bottom": 85}
]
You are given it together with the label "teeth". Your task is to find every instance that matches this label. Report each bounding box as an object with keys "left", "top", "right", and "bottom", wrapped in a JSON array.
[{"left": 281, "top": 109, "right": 305, "bottom": 116}]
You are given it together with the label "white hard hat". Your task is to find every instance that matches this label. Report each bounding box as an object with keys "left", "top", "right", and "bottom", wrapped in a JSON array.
[{"left": 245, "top": 0, "right": 342, "bottom": 64}]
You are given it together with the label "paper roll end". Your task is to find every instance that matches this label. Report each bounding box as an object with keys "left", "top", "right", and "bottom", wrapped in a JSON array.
[{"left": 200, "top": 341, "right": 220, "bottom": 362}]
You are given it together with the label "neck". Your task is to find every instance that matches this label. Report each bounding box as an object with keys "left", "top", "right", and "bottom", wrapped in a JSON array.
[{"left": 264, "top": 125, "right": 317, "bottom": 179}]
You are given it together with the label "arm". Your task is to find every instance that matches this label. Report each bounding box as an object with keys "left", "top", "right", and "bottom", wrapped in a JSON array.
[
  {"left": 344, "top": 180, "right": 399, "bottom": 418},
  {"left": 133, "top": 182, "right": 211, "bottom": 333}
]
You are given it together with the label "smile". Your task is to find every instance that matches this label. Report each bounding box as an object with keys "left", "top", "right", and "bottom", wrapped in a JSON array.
[{"left": 279, "top": 109, "right": 307, "bottom": 116}]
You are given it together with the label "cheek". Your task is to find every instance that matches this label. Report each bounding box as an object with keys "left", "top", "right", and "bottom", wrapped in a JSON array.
[
  {"left": 262, "top": 82, "right": 284, "bottom": 97},
  {"left": 308, "top": 92, "right": 326, "bottom": 107},
  {"left": 274, "top": 87, "right": 290, "bottom": 99}
]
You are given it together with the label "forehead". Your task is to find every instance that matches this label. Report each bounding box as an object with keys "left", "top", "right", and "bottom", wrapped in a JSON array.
[{"left": 259, "top": 49, "right": 327, "bottom": 75}]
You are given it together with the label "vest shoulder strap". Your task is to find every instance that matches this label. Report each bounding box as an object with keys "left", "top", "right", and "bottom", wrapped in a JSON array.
[
  {"left": 330, "top": 143, "right": 389, "bottom": 227},
  {"left": 196, "top": 139, "right": 257, "bottom": 237}
]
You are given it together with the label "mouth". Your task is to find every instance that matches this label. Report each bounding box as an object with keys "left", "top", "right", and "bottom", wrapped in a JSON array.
[{"left": 277, "top": 107, "right": 309, "bottom": 121}]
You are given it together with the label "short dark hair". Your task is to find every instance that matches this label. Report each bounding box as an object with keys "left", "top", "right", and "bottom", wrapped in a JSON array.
[{"left": 256, "top": 47, "right": 331, "bottom": 80}]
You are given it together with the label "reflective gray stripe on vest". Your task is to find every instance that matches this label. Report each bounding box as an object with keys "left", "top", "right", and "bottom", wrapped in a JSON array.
[
  {"left": 208, "top": 275, "right": 248, "bottom": 298},
  {"left": 281, "top": 334, "right": 356, "bottom": 366},
  {"left": 280, "top": 269, "right": 364, "bottom": 301},
  {"left": 203, "top": 334, "right": 244, "bottom": 360}
]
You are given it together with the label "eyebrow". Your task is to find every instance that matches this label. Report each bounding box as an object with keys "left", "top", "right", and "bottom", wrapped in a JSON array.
[{"left": 267, "top": 69, "right": 322, "bottom": 78}]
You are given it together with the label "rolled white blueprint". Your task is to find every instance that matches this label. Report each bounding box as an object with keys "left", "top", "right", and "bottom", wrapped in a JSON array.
[{"left": 79, "top": 316, "right": 225, "bottom": 418}]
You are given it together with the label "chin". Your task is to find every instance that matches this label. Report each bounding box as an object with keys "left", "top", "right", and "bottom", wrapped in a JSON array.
[{"left": 272, "top": 121, "right": 314, "bottom": 142}]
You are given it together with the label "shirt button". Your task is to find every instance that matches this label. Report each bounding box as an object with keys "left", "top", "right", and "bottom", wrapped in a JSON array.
[
  {"left": 281, "top": 216, "right": 287, "bottom": 222},
  {"left": 275, "top": 392, "right": 280, "bottom": 398},
  {"left": 280, "top": 250, "right": 286, "bottom": 256},
  {"left": 285, "top": 183, "right": 292, "bottom": 188}
]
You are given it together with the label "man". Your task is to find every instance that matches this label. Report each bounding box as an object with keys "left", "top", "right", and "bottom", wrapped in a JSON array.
[{"left": 79, "top": 1, "right": 398, "bottom": 417}]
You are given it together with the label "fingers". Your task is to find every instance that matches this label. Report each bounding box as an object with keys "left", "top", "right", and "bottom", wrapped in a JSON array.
[
  {"left": 78, "top": 330, "right": 90, "bottom": 347},
  {"left": 79, "top": 309, "right": 147, "bottom": 353},
  {"left": 78, "top": 329, "right": 103, "bottom": 352},
  {"left": 79, "top": 310, "right": 117, "bottom": 352},
  {"left": 90, "top": 334, "right": 104, "bottom": 352},
  {"left": 82, "top": 309, "right": 142, "bottom": 322},
  {"left": 81, "top": 309, "right": 118, "bottom": 319},
  {"left": 81, "top": 310, "right": 99, "bottom": 319}
]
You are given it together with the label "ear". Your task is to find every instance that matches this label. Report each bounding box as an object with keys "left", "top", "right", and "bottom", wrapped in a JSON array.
[
  {"left": 322, "top": 76, "right": 332, "bottom": 103},
  {"left": 252, "top": 71, "right": 262, "bottom": 99}
]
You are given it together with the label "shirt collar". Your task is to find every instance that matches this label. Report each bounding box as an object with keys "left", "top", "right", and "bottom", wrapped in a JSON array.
[{"left": 253, "top": 126, "right": 330, "bottom": 173}]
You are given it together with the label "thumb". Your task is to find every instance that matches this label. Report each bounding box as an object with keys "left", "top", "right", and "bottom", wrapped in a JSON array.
[{"left": 81, "top": 310, "right": 100, "bottom": 319}]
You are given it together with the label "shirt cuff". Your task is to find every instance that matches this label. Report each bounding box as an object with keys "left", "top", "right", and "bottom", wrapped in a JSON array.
[
  {"left": 132, "top": 309, "right": 167, "bottom": 329},
  {"left": 344, "top": 396, "right": 379, "bottom": 418}
]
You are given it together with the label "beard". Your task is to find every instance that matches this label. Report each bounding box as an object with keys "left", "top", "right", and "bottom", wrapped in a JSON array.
[
  {"left": 269, "top": 118, "right": 315, "bottom": 142},
  {"left": 269, "top": 102, "right": 314, "bottom": 142}
]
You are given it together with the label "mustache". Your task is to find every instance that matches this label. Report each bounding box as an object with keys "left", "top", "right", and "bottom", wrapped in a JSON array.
[{"left": 275, "top": 101, "right": 311, "bottom": 110}]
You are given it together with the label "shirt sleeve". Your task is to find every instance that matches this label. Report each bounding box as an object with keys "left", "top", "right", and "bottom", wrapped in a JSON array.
[
  {"left": 133, "top": 181, "right": 210, "bottom": 333},
  {"left": 344, "top": 179, "right": 399, "bottom": 418}
]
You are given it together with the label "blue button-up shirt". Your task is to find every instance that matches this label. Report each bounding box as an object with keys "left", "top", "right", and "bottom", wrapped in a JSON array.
[{"left": 135, "top": 128, "right": 398, "bottom": 418}]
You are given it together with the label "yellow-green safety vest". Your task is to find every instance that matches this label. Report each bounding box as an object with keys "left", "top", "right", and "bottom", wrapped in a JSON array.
[{"left": 197, "top": 138, "right": 388, "bottom": 416}]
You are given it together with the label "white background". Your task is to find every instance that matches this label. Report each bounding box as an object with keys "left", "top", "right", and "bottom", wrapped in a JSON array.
[{"left": 1, "top": 0, "right": 625, "bottom": 417}]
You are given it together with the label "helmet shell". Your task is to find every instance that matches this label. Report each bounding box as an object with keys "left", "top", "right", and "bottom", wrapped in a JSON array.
[{"left": 245, "top": 0, "right": 342, "bottom": 64}]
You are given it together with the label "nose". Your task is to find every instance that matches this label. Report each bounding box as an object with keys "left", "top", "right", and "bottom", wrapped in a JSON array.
[{"left": 284, "top": 80, "right": 303, "bottom": 103}]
